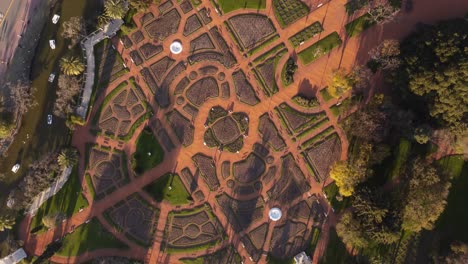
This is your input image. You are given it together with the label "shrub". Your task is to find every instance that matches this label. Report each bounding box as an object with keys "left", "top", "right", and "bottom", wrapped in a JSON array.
[{"left": 292, "top": 95, "right": 320, "bottom": 108}]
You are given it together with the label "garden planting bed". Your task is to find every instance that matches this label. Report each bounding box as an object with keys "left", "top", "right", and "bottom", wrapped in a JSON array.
[
  {"left": 157, "top": 61, "right": 187, "bottom": 108},
  {"left": 140, "top": 12, "right": 154, "bottom": 25},
  {"left": 183, "top": 14, "right": 202, "bottom": 36},
  {"left": 303, "top": 135, "right": 341, "bottom": 181},
  {"left": 150, "top": 56, "right": 175, "bottom": 82},
  {"left": 183, "top": 104, "right": 199, "bottom": 118},
  {"left": 232, "top": 70, "right": 260, "bottom": 105},
  {"left": 139, "top": 43, "right": 163, "bottom": 60},
  {"left": 248, "top": 223, "right": 268, "bottom": 251},
  {"left": 232, "top": 153, "right": 266, "bottom": 183},
  {"left": 122, "top": 35, "right": 132, "bottom": 49},
  {"left": 216, "top": 193, "right": 265, "bottom": 232},
  {"left": 130, "top": 30, "right": 144, "bottom": 44},
  {"left": 89, "top": 152, "right": 128, "bottom": 199},
  {"left": 227, "top": 14, "right": 276, "bottom": 49},
  {"left": 181, "top": 167, "right": 198, "bottom": 193},
  {"left": 298, "top": 32, "right": 342, "bottom": 64},
  {"left": 185, "top": 77, "right": 219, "bottom": 106},
  {"left": 144, "top": 9, "right": 181, "bottom": 40},
  {"left": 211, "top": 116, "right": 241, "bottom": 144},
  {"left": 241, "top": 235, "right": 263, "bottom": 262},
  {"left": 270, "top": 220, "right": 309, "bottom": 257},
  {"left": 106, "top": 194, "right": 159, "bottom": 246},
  {"left": 209, "top": 27, "right": 237, "bottom": 67},
  {"left": 174, "top": 77, "right": 190, "bottom": 95},
  {"left": 166, "top": 206, "right": 224, "bottom": 251},
  {"left": 129, "top": 50, "right": 143, "bottom": 66},
  {"left": 180, "top": 0, "right": 193, "bottom": 13},
  {"left": 166, "top": 109, "right": 194, "bottom": 146},
  {"left": 192, "top": 153, "right": 220, "bottom": 190},
  {"left": 158, "top": 0, "right": 174, "bottom": 14},
  {"left": 190, "top": 33, "right": 216, "bottom": 52},
  {"left": 266, "top": 154, "right": 310, "bottom": 204},
  {"left": 273, "top": 0, "right": 310, "bottom": 28},
  {"left": 289, "top": 21, "right": 323, "bottom": 47},
  {"left": 140, "top": 68, "right": 158, "bottom": 94},
  {"left": 275, "top": 103, "right": 327, "bottom": 134},
  {"left": 156, "top": 127, "right": 175, "bottom": 152},
  {"left": 198, "top": 8, "right": 212, "bottom": 24},
  {"left": 258, "top": 114, "right": 286, "bottom": 151}
]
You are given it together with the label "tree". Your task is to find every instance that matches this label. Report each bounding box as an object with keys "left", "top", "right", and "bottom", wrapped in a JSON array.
[
  {"left": 336, "top": 211, "right": 369, "bottom": 249},
  {"left": 349, "top": 65, "right": 372, "bottom": 93},
  {"left": 104, "top": 0, "right": 129, "bottom": 19},
  {"left": 60, "top": 56, "right": 85, "bottom": 76},
  {"left": 54, "top": 75, "right": 82, "bottom": 117},
  {"left": 9, "top": 82, "right": 37, "bottom": 115},
  {"left": 330, "top": 143, "right": 372, "bottom": 196},
  {"left": 0, "top": 214, "right": 15, "bottom": 231},
  {"left": 402, "top": 159, "right": 451, "bottom": 232},
  {"left": 57, "top": 148, "right": 78, "bottom": 168},
  {"left": 413, "top": 125, "right": 431, "bottom": 144},
  {"left": 42, "top": 213, "right": 64, "bottom": 229},
  {"left": 366, "top": 0, "right": 398, "bottom": 25},
  {"left": 97, "top": 14, "right": 111, "bottom": 29},
  {"left": 327, "top": 69, "right": 353, "bottom": 98},
  {"left": 128, "top": 0, "right": 152, "bottom": 11},
  {"left": 61, "top": 16, "right": 87, "bottom": 47},
  {"left": 283, "top": 57, "right": 298, "bottom": 84},
  {"left": 369, "top": 39, "right": 401, "bottom": 70}
]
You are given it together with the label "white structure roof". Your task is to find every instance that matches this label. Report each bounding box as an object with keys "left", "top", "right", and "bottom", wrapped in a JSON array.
[
  {"left": 170, "top": 41, "right": 183, "bottom": 54},
  {"left": 294, "top": 251, "right": 312, "bottom": 264},
  {"left": 0, "top": 248, "right": 27, "bottom": 264},
  {"left": 268, "top": 207, "right": 282, "bottom": 221}
]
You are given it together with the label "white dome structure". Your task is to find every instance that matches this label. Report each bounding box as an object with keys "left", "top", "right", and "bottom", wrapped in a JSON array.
[
  {"left": 268, "top": 207, "right": 282, "bottom": 221},
  {"left": 170, "top": 41, "right": 183, "bottom": 54}
]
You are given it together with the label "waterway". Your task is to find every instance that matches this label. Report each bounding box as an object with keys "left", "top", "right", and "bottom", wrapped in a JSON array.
[{"left": 0, "top": 0, "right": 102, "bottom": 203}]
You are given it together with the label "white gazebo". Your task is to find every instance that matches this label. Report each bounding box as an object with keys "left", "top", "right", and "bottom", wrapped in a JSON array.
[
  {"left": 268, "top": 207, "right": 282, "bottom": 222},
  {"left": 170, "top": 41, "right": 183, "bottom": 55}
]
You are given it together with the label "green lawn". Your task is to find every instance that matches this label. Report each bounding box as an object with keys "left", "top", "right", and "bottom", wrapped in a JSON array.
[
  {"left": 216, "top": 0, "right": 266, "bottom": 13},
  {"left": 345, "top": 14, "right": 375, "bottom": 37},
  {"left": 320, "top": 228, "right": 355, "bottom": 263},
  {"left": 144, "top": 173, "right": 192, "bottom": 205},
  {"left": 388, "top": 138, "right": 412, "bottom": 180},
  {"left": 29, "top": 166, "right": 88, "bottom": 233},
  {"left": 55, "top": 218, "right": 128, "bottom": 256},
  {"left": 298, "top": 32, "right": 342, "bottom": 64},
  {"left": 323, "top": 182, "right": 350, "bottom": 212},
  {"left": 320, "top": 88, "right": 334, "bottom": 102},
  {"left": 132, "top": 128, "right": 164, "bottom": 174}
]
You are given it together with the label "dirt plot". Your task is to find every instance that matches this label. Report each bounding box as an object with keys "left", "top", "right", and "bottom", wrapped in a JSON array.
[
  {"left": 192, "top": 153, "right": 220, "bottom": 190},
  {"left": 228, "top": 14, "right": 276, "bottom": 49},
  {"left": 166, "top": 109, "right": 194, "bottom": 146},
  {"left": 258, "top": 114, "right": 286, "bottom": 151},
  {"left": 150, "top": 56, "right": 175, "bottom": 82},
  {"left": 190, "top": 33, "right": 216, "bottom": 52},
  {"left": 232, "top": 153, "right": 266, "bottom": 183},
  {"left": 270, "top": 220, "right": 309, "bottom": 258},
  {"left": 139, "top": 43, "right": 163, "bottom": 60},
  {"left": 183, "top": 14, "right": 202, "bottom": 36},
  {"left": 232, "top": 70, "right": 260, "bottom": 105},
  {"left": 267, "top": 154, "right": 310, "bottom": 204},
  {"left": 304, "top": 135, "right": 341, "bottom": 181},
  {"left": 107, "top": 194, "right": 159, "bottom": 245},
  {"left": 166, "top": 206, "right": 224, "bottom": 250},
  {"left": 216, "top": 193, "right": 265, "bottom": 232},
  {"left": 185, "top": 77, "right": 219, "bottom": 106},
  {"left": 144, "top": 9, "right": 181, "bottom": 40}
]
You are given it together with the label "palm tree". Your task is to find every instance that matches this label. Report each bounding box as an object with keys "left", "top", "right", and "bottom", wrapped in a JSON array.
[
  {"left": 0, "top": 215, "right": 15, "bottom": 231},
  {"left": 58, "top": 148, "right": 78, "bottom": 168},
  {"left": 104, "top": 0, "right": 128, "bottom": 19},
  {"left": 60, "top": 56, "right": 85, "bottom": 76}
]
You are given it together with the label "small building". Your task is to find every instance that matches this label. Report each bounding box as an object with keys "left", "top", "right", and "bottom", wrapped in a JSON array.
[
  {"left": 294, "top": 251, "right": 312, "bottom": 264},
  {"left": 0, "top": 248, "right": 27, "bottom": 264}
]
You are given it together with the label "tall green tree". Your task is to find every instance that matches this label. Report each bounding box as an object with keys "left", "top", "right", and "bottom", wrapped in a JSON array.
[
  {"left": 128, "top": 0, "right": 152, "bottom": 11},
  {"left": 60, "top": 56, "right": 85, "bottom": 76},
  {"left": 57, "top": 148, "right": 78, "bottom": 168},
  {"left": 104, "top": 0, "right": 129, "bottom": 19},
  {"left": 402, "top": 158, "right": 451, "bottom": 232},
  {"left": 0, "top": 214, "right": 15, "bottom": 231}
]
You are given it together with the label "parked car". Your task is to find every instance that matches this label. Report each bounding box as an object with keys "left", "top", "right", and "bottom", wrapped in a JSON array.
[
  {"left": 11, "top": 164, "right": 20, "bottom": 173},
  {"left": 47, "top": 114, "right": 53, "bottom": 125},
  {"left": 52, "top": 14, "right": 60, "bottom": 24},
  {"left": 48, "top": 73, "right": 56, "bottom": 83},
  {"left": 49, "top": 40, "right": 56, "bottom": 49}
]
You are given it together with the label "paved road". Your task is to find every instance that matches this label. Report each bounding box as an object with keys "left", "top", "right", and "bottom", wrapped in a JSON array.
[{"left": 0, "top": 0, "right": 32, "bottom": 81}]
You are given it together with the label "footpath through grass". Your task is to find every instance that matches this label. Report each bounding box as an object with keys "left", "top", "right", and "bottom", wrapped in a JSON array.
[
  {"left": 29, "top": 166, "right": 88, "bottom": 233},
  {"left": 132, "top": 128, "right": 164, "bottom": 174},
  {"left": 216, "top": 0, "right": 266, "bottom": 13},
  {"left": 298, "top": 32, "right": 342, "bottom": 64},
  {"left": 55, "top": 218, "right": 128, "bottom": 256},
  {"left": 144, "top": 173, "right": 192, "bottom": 205}
]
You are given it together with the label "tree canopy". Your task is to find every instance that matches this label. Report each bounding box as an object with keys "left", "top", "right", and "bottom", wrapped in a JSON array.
[{"left": 399, "top": 19, "right": 468, "bottom": 136}]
